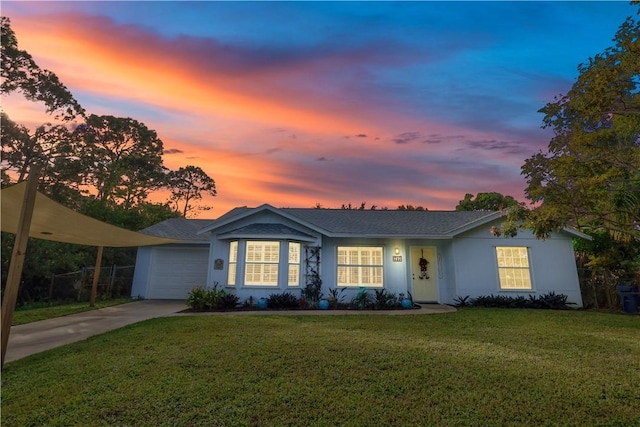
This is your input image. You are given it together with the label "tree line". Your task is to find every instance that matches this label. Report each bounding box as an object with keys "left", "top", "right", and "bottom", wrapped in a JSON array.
[{"left": 1, "top": 17, "right": 216, "bottom": 301}]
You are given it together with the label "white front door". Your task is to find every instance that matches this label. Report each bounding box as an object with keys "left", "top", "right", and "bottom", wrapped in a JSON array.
[{"left": 410, "top": 247, "right": 437, "bottom": 302}]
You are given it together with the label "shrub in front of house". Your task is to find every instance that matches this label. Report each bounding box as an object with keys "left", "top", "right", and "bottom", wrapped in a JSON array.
[
  {"left": 373, "top": 288, "right": 398, "bottom": 309},
  {"left": 217, "top": 292, "right": 240, "bottom": 310},
  {"left": 267, "top": 292, "right": 300, "bottom": 309},
  {"left": 350, "top": 288, "right": 375, "bottom": 310},
  {"left": 186, "top": 285, "right": 239, "bottom": 311},
  {"left": 186, "top": 286, "right": 208, "bottom": 311},
  {"left": 454, "top": 292, "right": 572, "bottom": 309}
]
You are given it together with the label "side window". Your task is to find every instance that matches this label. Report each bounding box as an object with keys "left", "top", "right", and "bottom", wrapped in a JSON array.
[
  {"left": 495, "top": 247, "right": 532, "bottom": 289},
  {"left": 227, "top": 241, "right": 238, "bottom": 286},
  {"left": 288, "top": 242, "right": 301, "bottom": 287}
]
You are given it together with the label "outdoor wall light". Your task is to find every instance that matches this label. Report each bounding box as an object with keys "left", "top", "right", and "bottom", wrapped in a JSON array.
[{"left": 394, "top": 247, "right": 400, "bottom": 255}]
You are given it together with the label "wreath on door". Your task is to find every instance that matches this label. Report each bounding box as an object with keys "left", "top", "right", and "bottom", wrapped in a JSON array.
[{"left": 418, "top": 249, "right": 430, "bottom": 280}]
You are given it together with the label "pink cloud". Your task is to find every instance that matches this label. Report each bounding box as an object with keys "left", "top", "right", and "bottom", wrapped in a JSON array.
[{"left": 3, "top": 11, "right": 532, "bottom": 216}]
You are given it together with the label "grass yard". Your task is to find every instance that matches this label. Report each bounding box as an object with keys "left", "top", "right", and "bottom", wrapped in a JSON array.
[
  {"left": 2, "top": 308, "right": 639, "bottom": 426},
  {"left": 11, "top": 298, "right": 132, "bottom": 325}
]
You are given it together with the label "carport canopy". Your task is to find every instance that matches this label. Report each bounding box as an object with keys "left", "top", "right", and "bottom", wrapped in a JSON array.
[
  {"left": 1, "top": 180, "right": 188, "bottom": 368},
  {"left": 1, "top": 181, "right": 185, "bottom": 247}
]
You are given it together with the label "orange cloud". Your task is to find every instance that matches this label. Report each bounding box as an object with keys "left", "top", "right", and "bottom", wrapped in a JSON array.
[
  {"left": 9, "top": 14, "right": 389, "bottom": 137},
  {"left": 3, "top": 11, "right": 531, "bottom": 217}
]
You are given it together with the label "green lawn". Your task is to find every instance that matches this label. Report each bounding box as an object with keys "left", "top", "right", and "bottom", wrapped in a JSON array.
[
  {"left": 11, "top": 298, "right": 132, "bottom": 325},
  {"left": 2, "top": 308, "right": 638, "bottom": 426}
]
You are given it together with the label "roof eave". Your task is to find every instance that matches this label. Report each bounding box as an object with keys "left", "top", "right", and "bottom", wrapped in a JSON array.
[
  {"left": 446, "top": 211, "right": 505, "bottom": 236},
  {"left": 561, "top": 227, "right": 592, "bottom": 240},
  {"left": 217, "top": 232, "right": 317, "bottom": 242},
  {"left": 322, "top": 233, "right": 454, "bottom": 240}
]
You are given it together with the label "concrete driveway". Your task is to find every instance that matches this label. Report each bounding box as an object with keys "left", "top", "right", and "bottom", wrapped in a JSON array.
[
  {"left": 5, "top": 300, "right": 187, "bottom": 363},
  {"left": 5, "top": 300, "right": 455, "bottom": 364}
]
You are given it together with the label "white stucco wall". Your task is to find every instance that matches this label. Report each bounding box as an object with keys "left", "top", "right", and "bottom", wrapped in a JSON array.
[
  {"left": 131, "top": 246, "right": 152, "bottom": 299},
  {"left": 451, "top": 220, "right": 584, "bottom": 307},
  {"left": 320, "top": 237, "right": 410, "bottom": 303}
]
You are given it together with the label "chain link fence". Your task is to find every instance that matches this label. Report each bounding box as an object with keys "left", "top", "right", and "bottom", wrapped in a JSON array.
[{"left": 50, "top": 265, "right": 134, "bottom": 302}]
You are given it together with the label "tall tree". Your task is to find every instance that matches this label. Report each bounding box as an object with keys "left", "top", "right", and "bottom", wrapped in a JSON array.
[
  {"left": 77, "top": 114, "right": 167, "bottom": 208},
  {"left": 1, "top": 16, "right": 84, "bottom": 121},
  {"left": 166, "top": 165, "right": 217, "bottom": 217},
  {"left": 1, "top": 17, "right": 85, "bottom": 205},
  {"left": 456, "top": 192, "right": 521, "bottom": 211},
  {"left": 0, "top": 112, "right": 86, "bottom": 204},
  {"left": 521, "top": 8, "right": 640, "bottom": 242}
]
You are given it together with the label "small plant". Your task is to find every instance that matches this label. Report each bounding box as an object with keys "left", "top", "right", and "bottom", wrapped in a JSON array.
[
  {"left": 373, "top": 289, "right": 396, "bottom": 309},
  {"left": 217, "top": 293, "right": 240, "bottom": 310},
  {"left": 204, "top": 287, "right": 222, "bottom": 309},
  {"left": 267, "top": 292, "right": 300, "bottom": 309},
  {"left": 186, "top": 286, "right": 208, "bottom": 311},
  {"left": 453, "top": 295, "right": 471, "bottom": 307},
  {"left": 350, "top": 287, "right": 373, "bottom": 310},
  {"left": 186, "top": 284, "right": 239, "bottom": 311},
  {"left": 327, "top": 287, "right": 346, "bottom": 308}
]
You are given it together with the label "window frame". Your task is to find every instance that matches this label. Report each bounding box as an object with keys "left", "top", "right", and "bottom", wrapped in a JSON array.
[
  {"left": 495, "top": 246, "right": 533, "bottom": 290},
  {"left": 227, "top": 241, "right": 238, "bottom": 286},
  {"left": 244, "top": 241, "right": 281, "bottom": 287},
  {"left": 288, "top": 242, "right": 301, "bottom": 287},
  {"left": 336, "top": 246, "right": 384, "bottom": 288}
]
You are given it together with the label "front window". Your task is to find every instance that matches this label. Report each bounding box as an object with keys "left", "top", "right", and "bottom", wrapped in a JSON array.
[
  {"left": 288, "top": 242, "right": 301, "bottom": 286},
  {"left": 227, "top": 241, "right": 238, "bottom": 286},
  {"left": 495, "top": 247, "right": 532, "bottom": 289},
  {"left": 245, "top": 241, "right": 280, "bottom": 286},
  {"left": 337, "top": 246, "right": 383, "bottom": 287}
]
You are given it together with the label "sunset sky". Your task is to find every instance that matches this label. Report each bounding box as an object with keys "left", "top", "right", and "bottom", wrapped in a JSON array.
[{"left": 1, "top": 1, "right": 633, "bottom": 217}]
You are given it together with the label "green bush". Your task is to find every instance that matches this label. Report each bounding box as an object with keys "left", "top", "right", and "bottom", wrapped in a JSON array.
[
  {"left": 186, "top": 286, "right": 208, "bottom": 311},
  {"left": 350, "top": 288, "right": 374, "bottom": 310},
  {"left": 456, "top": 292, "right": 573, "bottom": 309},
  {"left": 186, "top": 285, "right": 239, "bottom": 311},
  {"left": 267, "top": 292, "right": 300, "bottom": 309},
  {"left": 217, "top": 293, "right": 240, "bottom": 310},
  {"left": 327, "top": 287, "right": 346, "bottom": 308},
  {"left": 373, "top": 289, "right": 398, "bottom": 309}
]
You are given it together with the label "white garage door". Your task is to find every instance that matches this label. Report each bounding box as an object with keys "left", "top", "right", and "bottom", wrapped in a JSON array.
[{"left": 148, "top": 247, "right": 209, "bottom": 299}]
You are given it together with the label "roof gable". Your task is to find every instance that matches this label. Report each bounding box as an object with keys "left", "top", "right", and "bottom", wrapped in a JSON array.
[
  {"left": 197, "top": 204, "right": 328, "bottom": 236},
  {"left": 218, "top": 223, "right": 316, "bottom": 242}
]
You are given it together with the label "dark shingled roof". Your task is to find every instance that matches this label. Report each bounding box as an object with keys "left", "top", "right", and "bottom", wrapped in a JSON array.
[
  {"left": 141, "top": 207, "right": 503, "bottom": 241},
  {"left": 221, "top": 223, "right": 315, "bottom": 239},
  {"left": 281, "top": 209, "right": 499, "bottom": 236},
  {"left": 140, "top": 218, "right": 212, "bottom": 242}
]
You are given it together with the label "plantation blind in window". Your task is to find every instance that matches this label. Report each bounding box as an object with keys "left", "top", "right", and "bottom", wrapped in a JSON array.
[
  {"left": 245, "top": 241, "right": 280, "bottom": 286},
  {"left": 227, "top": 241, "right": 238, "bottom": 286},
  {"left": 495, "top": 246, "right": 532, "bottom": 289},
  {"left": 288, "top": 242, "right": 301, "bottom": 287},
  {"left": 337, "top": 246, "right": 383, "bottom": 287}
]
